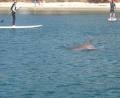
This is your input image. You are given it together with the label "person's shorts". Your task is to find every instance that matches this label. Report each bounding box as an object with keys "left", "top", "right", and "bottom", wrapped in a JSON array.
[{"left": 110, "top": 9, "right": 115, "bottom": 13}]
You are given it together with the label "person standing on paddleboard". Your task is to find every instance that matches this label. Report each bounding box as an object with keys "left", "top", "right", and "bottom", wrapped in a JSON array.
[
  {"left": 109, "top": 0, "right": 116, "bottom": 18},
  {"left": 34, "top": 0, "right": 39, "bottom": 6},
  {"left": 11, "top": 1, "right": 17, "bottom": 26}
]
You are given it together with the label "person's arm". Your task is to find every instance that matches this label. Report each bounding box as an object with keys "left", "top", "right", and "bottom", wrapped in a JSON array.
[
  {"left": 114, "top": 3, "right": 116, "bottom": 9},
  {"left": 13, "top": 5, "right": 16, "bottom": 12},
  {"left": 11, "top": 4, "right": 16, "bottom": 12}
]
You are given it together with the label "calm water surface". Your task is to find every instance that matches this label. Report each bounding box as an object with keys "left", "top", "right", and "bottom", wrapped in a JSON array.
[{"left": 0, "top": 13, "right": 120, "bottom": 98}]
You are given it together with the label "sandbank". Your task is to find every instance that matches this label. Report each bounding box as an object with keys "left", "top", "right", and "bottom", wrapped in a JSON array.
[{"left": 0, "top": 2, "right": 120, "bottom": 14}]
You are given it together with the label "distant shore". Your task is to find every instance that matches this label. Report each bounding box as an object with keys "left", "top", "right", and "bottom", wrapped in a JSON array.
[{"left": 0, "top": 2, "right": 120, "bottom": 14}]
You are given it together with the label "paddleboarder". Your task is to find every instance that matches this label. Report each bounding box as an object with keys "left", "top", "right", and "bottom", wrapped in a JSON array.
[
  {"left": 34, "top": 0, "right": 40, "bottom": 6},
  {"left": 109, "top": 0, "right": 116, "bottom": 18},
  {"left": 11, "top": 1, "right": 17, "bottom": 26}
]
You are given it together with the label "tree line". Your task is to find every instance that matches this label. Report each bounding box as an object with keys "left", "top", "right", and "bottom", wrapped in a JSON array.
[{"left": 0, "top": 0, "right": 115, "bottom": 3}]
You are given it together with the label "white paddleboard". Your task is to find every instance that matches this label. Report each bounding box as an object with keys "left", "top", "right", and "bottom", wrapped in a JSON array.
[
  {"left": 108, "top": 17, "right": 117, "bottom": 21},
  {"left": 0, "top": 25, "right": 42, "bottom": 29}
]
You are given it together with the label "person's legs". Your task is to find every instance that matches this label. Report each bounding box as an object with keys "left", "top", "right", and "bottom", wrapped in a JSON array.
[
  {"left": 37, "top": 0, "right": 40, "bottom": 5},
  {"left": 110, "top": 9, "right": 114, "bottom": 18},
  {"left": 12, "top": 12, "right": 16, "bottom": 26},
  {"left": 110, "top": 9, "right": 112, "bottom": 18},
  {"left": 110, "top": 13, "right": 112, "bottom": 18},
  {"left": 113, "top": 10, "right": 116, "bottom": 18},
  {"left": 34, "top": 0, "right": 37, "bottom": 6}
]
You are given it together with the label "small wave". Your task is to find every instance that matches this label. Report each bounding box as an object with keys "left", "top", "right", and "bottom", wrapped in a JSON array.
[{"left": 56, "top": 82, "right": 83, "bottom": 88}]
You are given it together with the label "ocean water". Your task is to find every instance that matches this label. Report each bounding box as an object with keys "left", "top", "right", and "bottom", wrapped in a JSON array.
[{"left": 0, "top": 13, "right": 120, "bottom": 98}]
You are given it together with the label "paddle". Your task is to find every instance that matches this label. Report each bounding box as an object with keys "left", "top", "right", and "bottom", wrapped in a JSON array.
[
  {"left": 0, "top": 7, "right": 22, "bottom": 23},
  {"left": 0, "top": 19, "right": 4, "bottom": 23}
]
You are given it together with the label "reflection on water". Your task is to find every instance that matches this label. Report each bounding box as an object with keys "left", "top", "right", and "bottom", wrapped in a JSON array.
[{"left": 0, "top": 13, "right": 120, "bottom": 98}]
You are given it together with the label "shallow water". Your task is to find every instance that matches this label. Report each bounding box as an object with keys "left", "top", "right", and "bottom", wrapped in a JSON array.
[{"left": 0, "top": 13, "right": 120, "bottom": 98}]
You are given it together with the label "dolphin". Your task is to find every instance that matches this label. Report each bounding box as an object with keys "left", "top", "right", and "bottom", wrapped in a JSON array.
[
  {"left": 72, "top": 43, "right": 96, "bottom": 51},
  {"left": 71, "top": 39, "right": 96, "bottom": 51}
]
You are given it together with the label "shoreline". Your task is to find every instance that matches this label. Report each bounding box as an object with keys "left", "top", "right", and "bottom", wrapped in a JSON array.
[{"left": 0, "top": 2, "right": 120, "bottom": 13}]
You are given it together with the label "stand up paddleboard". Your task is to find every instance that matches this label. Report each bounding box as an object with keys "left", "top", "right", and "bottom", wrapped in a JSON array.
[
  {"left": 108, "top": 17, "right": 117, "bottom": 21},
  {"left": 0, "top": 25, "right": 42, "bottom": 29}
]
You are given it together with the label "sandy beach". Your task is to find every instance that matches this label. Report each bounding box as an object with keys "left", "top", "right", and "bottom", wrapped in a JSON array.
[{"left": 0, "top": 2, "right": 120, "bottom": 13}]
